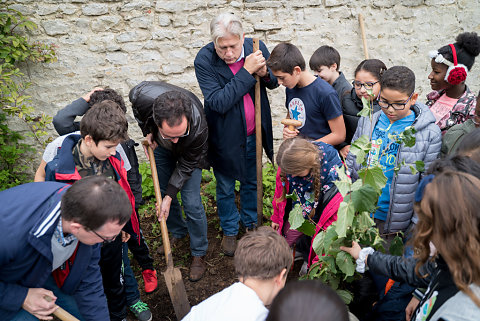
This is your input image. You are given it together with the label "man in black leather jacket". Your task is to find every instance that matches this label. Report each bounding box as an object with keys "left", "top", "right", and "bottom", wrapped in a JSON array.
[{"left": 130, "top": 81, "right": 209, "bottom": 282}]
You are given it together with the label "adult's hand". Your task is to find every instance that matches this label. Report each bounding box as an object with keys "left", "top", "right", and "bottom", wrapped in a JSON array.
[
  {"left": 156, "top": 195, "right": 172, "bottom": 221},
  {"left": 144, "top": 133, "right": 158, "bottom": 156},
  {"left": 340, "top": 241, "right": 362, "bottom": 260},
  {"left": 22, "top": 288, "right": 58, "bottom": 320},
  {"left": 81, "top": 87, "right": 103, "bottom": 103},
  {"left": 282, "top": 126, "right": 299, "bottom": 140},
  {"left": 244, "top": 50, "right": 266, "bottom": 75},
  {"left": 271, "top": 222, "right": 279, "bottom": 231}
]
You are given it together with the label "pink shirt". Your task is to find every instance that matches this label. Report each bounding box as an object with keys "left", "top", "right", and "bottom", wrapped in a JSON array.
[
  {"left": 228, "top": 59, "right": 255, "bottom": 136},
  {"left": 430, "top": 94, "right": 459, "bottom": 129}
]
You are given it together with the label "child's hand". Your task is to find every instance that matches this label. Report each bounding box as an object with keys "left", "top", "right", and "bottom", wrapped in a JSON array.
[
  {"left": 340, "top": 145, "right": 351, "bottom": 159},
  {"left": 244, "top": 50, "right": 266, "bottom": 75},
  {"left": 340, "top": 241, "right": 362, "bottom": 260},
  {"left": 283, "top": 126, "right": 299, "bottom": 140},
  {"left": 405, "top": 297, "right": 420, "bottom": 321},
  {"left": 82, "top": 87, "right": 103, "bottom": 102},
  {"left": 121, "top": 231, "right": 130, "bottom": 243},
  {"left": 271, "top": 222, "right": 279, "bottom": 231}
]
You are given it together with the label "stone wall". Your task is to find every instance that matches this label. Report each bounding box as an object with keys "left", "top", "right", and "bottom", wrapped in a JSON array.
[{"left": 5, "top": 0, "right": 480, "bottom": 164}]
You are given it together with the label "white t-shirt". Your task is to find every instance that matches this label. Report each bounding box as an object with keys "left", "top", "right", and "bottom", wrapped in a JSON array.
[
  {"left": 43, "top": 131, "right": 131, "bottom": 171},
  {"left": 182, "top": 282, "right": 268, "bottom": 321}
]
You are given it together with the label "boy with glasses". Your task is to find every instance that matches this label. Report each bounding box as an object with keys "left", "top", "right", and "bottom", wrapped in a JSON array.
[
  {"left": 346, "top": 66, "right": 441, "bottom": 236},
  {"left": 130, "top": 82, "right": 209, "bottom": 282}
]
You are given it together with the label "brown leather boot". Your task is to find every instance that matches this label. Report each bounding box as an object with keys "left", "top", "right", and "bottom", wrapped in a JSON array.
[
  {"left": 221, "top": 235, "right": 237, "bottom": 256},
  {"left": 189, "top": 256, "right": 206, "bottom": 282}
]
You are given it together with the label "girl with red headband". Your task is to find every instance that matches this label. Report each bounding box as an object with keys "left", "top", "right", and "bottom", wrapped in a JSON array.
[{"left": 427, "top": 32, "right": 480, "bottom": 133}]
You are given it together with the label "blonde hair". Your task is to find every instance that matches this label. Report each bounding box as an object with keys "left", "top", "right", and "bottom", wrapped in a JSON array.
[
  {"left": 234, "top": 226, "right": 292, "bottom": 280},
  {"left": 414, "top": 171, "right": 480, "bottom": 307},
  {"left": 276, "top": 138, "right": 322, "bottom": 203}
]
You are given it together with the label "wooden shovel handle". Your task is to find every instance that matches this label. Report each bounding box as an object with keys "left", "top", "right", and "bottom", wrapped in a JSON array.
[
  {"left": 142, "top": 141, "right": 173, "bottom": 267},
  {"left": 358, "top": 14, "right": 369, "bottom": 59},
  {"left": 253, "top": 37, "right": 263, "bottom": 226},
  {"left": 44, "top": 296, "right": 80, "bottom": 321}
]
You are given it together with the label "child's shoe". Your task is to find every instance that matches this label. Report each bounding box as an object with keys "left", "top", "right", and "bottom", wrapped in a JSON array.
[
  {"left": 142, "top": 269, "right": 158, "bottom": 293},
  {"left": 129, "top": 299, "right": 152, "bottom": 321}
]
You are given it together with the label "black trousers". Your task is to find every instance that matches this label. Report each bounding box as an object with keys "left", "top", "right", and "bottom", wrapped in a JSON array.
[
  {"left": 127, "top": 208, "right": 154, "bottom": 271},
  {"left": 99, "top": 236, "right": 126, "bottom": 321}
]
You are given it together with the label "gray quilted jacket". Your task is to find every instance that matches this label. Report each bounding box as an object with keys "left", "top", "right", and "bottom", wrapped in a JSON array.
[{"left": 346, "top": 103, "right": 441, "bottom": 233}]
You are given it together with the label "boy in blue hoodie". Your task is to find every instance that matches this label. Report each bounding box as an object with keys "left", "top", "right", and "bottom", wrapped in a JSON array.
[
  {"left": 346, "top": 66, "right": 441, "bottom": 236},
  {"left": 346, "top": 65, "right": 442, "bottom": 321}
]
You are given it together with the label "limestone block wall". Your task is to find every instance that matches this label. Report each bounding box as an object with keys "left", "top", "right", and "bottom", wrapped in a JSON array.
[{"left": 5, "top": 0, "right": 480, "bottom": 164}]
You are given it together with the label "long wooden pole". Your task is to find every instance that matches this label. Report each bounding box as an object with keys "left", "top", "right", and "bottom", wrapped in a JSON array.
[
  {"left": 253, "top": 38, "right": 263, "bottom": 227},
  {"left": 358, "top": 14, "right": 369, "bottom": 59},
  {"left": 44, "top": 296, "right": 80, "bottom": 321}
]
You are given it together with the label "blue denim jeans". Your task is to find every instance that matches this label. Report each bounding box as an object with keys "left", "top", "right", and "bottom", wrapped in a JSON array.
[
  {"left": 122, "top": 242, "right": 140, "bottom": 306},
  {"left": 154, "top": 146, "right": 208, "bottom": 257},
  {"left": 11, "top": 275, "right": 85, "bottom": 321},
  {"left": 214, "top": 135, "right": 257, "bottom": 236}
]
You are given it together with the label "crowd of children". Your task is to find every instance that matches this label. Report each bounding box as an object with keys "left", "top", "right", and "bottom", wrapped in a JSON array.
[{"left": 3, "top": 10, "right": 480, "bottom": 321}]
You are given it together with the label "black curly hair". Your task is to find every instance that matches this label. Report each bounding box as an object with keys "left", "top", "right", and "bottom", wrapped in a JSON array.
[
  {"left": 89, "top": 88, "right": 126, "bottom": 113},
  {"left": 437, "top": 32, "right": 480, "bottom": 71}
]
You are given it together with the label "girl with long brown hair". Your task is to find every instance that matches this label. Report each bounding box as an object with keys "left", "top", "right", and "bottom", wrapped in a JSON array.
[
  {"left": 271, "top": 138, "right": 343, "bottom": 273},
  {"left": 342, "top": 171, "right": 480, "bottom": 321}
]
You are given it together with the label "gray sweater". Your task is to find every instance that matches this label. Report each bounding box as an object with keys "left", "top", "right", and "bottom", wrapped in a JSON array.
[{"left": 345, "top": 103, "right": 441, "bottom": 233}]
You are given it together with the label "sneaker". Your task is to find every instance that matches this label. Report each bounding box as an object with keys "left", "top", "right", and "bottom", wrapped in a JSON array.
[
  {"left": 129, "top": 299, "right": 152, "bottom": 321},
  {"left": 299, "top": 261, "right": 309, "bottom": 277},
  {"left": 142, "top": 269, "right": 158, "bottom": 293},
  {"left": 221, "top": 235, "right": 237, "bottom": 256},
  {"left": 189, "top": 256, "right": 206, "bottom": 282}
]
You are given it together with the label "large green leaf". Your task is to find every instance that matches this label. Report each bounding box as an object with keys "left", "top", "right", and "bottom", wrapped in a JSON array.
[
  {"left": 357, "top": 97, "right": 372, "bottom": 117},
  {"left": 288, "top": 203, "right": 304, "bottom": 230},
  {"left": 415, "top": 160, "right": 425, "bottom": 172},
  {"left": 357, "top": 211, "right": 375, "bottom": 231},
  {"left": 296, "top": 220, "right": 316, "bottom": 237},
  {"left": 350, "top": 135, "right": 371, "bottom": 165},
  {"left": 334, "top": 166, "right": 352, "bottom": 197},
  {"left": 400, "top": 126, "right": 417, "bottom": 147},
  {"left": 350, "top": 184, "right": 378, "bottom": 213},
  {"left": 319, "top": 255, "right": 337, "bottom": 274},
  {"left": 336, "top": 289, "right": 354, "bottom": 304},
  {"left": 389, "top": 234, "right": 405, "bottom": 256},
  {"left": 335, "top": 200, "right": 355, "bottom": 238},
  {"left": 312, "top": 225, "right": 338, "bottom": 255},
  {"left": 336, "top": 251, "right": 356, "bottom": 277},
  {"left": 358, "top": 167, "right": 387, "bottom": 194}
]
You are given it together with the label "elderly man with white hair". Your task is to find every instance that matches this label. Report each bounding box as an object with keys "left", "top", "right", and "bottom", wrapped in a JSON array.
[{"left": 194, "top": 13, "right": 278, "bottom": 256}]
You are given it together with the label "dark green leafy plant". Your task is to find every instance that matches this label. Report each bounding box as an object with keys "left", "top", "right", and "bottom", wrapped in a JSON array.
[
  {"left": 294, "top": 94, "right": 423, "bottom": 303},
  {"left": 0, "top": 7, "right": 56, "bottom": 189}
]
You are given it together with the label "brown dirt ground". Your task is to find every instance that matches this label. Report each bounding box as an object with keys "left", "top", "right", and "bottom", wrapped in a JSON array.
[{"left": 125, "top": 193, "right": 303, "bottom": 321}]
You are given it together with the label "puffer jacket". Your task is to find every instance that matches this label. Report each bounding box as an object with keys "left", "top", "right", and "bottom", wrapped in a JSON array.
[
  {"left": 367, "top": 252, "right": 480, "bottom": 321},
  {"left": 346, "top": 103, "right": 441, "bottom": 233},
  {"left": 129, "top": 81, "right": 209, "bottom": 198}
]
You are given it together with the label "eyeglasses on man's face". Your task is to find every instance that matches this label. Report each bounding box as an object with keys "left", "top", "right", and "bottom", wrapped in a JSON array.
[
  {"left": 352, "top": 80, "right": 379, "bottom": 90},
  {"left": 159, "top": 123, "right": 190, "bottom": 140},
  {"left": 378, "top": 92, "right": 414, "bottom": 111},
  {"left": 90, "top": 229, "right": 118, "bottom": 244}
]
